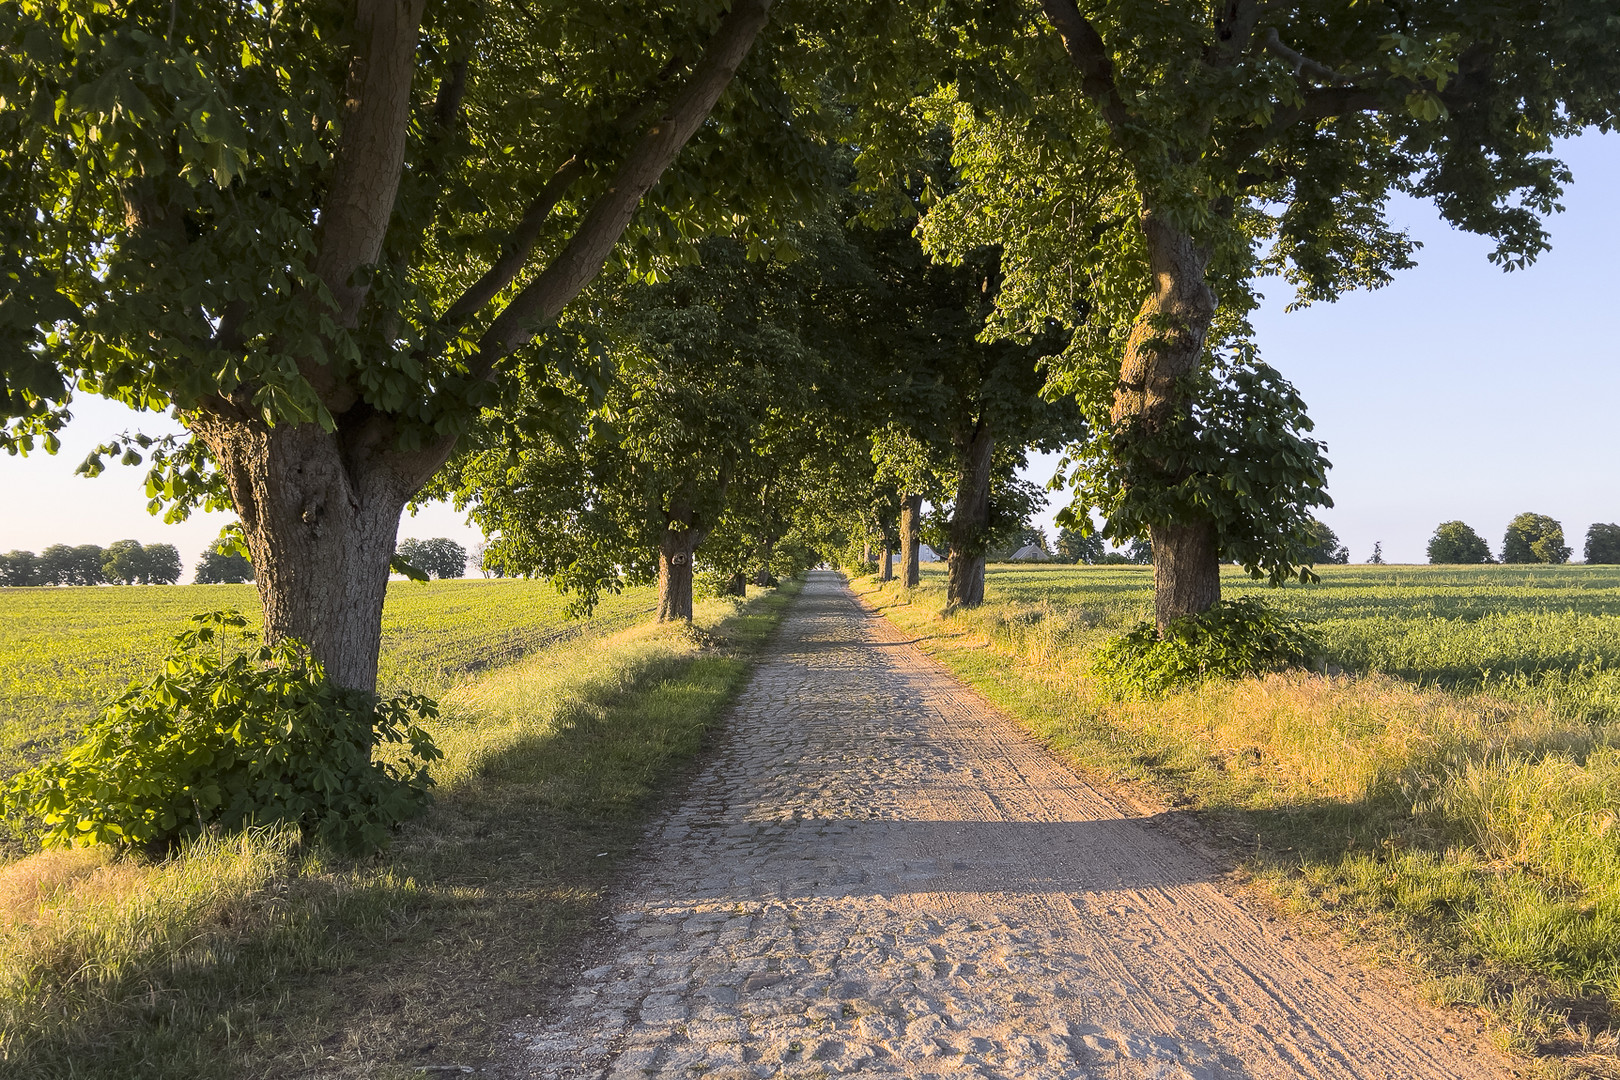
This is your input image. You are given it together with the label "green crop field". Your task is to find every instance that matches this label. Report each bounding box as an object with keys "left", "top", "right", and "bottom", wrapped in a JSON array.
[
  {"left": 980, "top": 562, "right": 1620, "bottom": 695},
  {"left": 0, "top": 579, "right": 655, "bottom": 782},
  {"left": 870, "top": 562, "right": 1620, "bottom": 1060}
]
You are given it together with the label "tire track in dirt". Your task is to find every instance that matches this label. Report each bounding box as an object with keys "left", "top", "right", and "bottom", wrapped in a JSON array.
[{"left": 501, "top": 570, "right": 1508, "bottom": 1079}]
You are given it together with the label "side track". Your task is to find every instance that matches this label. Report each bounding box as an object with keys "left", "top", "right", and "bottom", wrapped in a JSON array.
[{"left": 507, "top": 570, "right": 1506, "bottom": 1079}]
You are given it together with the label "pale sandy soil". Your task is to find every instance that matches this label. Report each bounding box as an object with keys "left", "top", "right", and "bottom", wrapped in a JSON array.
[{"left": 499, "top": 570, "right": 1510, "bottom": 1079}]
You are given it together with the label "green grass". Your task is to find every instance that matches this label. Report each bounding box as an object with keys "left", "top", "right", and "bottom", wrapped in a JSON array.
[
  {"left": 0, "top": 579, "right": 656, "bottom": 781},
  {"left": 0, "top": 580, "right": 799, "bottom": 1078},
  {"left": 861, "top": 563, "right": 1620, "bottom": 1072}
]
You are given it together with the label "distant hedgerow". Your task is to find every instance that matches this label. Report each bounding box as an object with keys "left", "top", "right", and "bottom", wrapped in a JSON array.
[
  {"left": 1093, "top": 597, "right": 1318, "bottom": 695},
  {"left": 3, "top": 611, "right": 442, "bottom": 855}
]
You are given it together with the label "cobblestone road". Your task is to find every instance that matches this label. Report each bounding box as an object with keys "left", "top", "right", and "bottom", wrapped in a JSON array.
[{"left": 506, "top": 571, "right": 1507, "bottom": 1079}]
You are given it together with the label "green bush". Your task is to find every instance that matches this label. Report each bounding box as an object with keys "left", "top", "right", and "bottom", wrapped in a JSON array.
[
  {"left": 1093, "top": 597, "right": 1319, "bottom": 694},
  {"left": 4, "top": 611, "right": 442, "bottom": 855}
]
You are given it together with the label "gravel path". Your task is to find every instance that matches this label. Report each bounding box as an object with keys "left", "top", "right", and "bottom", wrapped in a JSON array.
[{"left": 506, "top": 570, "right": 1508, "bottom": 1079}]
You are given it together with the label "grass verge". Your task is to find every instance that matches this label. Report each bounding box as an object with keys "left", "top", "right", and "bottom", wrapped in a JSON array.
[
  {"left": 856, "top": 566, "right": 1620, "bottom": 1077},
  {"left": 0, "top": 580, "right": 798, "bottom": 1078}
]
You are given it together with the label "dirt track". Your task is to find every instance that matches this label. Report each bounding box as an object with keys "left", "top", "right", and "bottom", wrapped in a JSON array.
[{"left": 505, "top": 570, "right": 1509, "bottom": 1078}]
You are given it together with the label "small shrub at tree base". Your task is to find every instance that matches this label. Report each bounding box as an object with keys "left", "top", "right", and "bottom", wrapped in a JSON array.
[
  {"left": 1092, "top": 598, "right": 1319, "bottom": 695},
  {"left": 3, "top": 611, "right": 442, "bottom": 855}
]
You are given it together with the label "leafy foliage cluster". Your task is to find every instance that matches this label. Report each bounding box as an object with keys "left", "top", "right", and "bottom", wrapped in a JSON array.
[
  {"left": 1056, "top": 352, "right": 1332, "bottom": 585},
  {"left": 1093, "top": 598, "right": 1318, "bottom": 696},
  {"left": 1427, "top": 521, "right": 1493, "bottom": 564},
  {"left": 1502, "top": 513, "right": 1571, "bottom": 565},
  {"left": 3, "top": 612, "right": 441, "bottom": 854}
]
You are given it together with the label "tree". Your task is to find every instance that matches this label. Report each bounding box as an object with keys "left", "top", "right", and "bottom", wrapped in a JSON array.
[
  {"left": 396, "top": 537, "right": 468, "bottom": 580},
  {"left": 1586, "top": 523, "right": 1620, "bottom": 565},
  {"left": 1502, "top": 513, "right": 1570, "bottom": 564},
  {"left": 1301, "top": 520, "right": 1350, "bottom": 565},
  {"left": 857, "top": 230, "right": 1082, "bottom": 608},
  {"left": 101, "top": 539, "right": 147, "bottom": 585},
  {"left": 1367, "top": 542, "right": 1385, "bottom": 566},
  {"left": 195, "top": 540, "right": 255, "bottom": 584},
  {"left": 3, "top": 0, "right": 831, "bottom": 691},
  {"left": 38, "top": 544, "right": 104, "bottom": 585},
  {"left": 0, "top": 550, "right": 41, "bottom": 586},
  {"left": 1055, "top": 526, "right": 1104, "bottom": 565},
  {"left": 1427, "top": 521, "right": 1492, "bottom": 564},
  {"left": 142, "top": 544, "right": 182, "bottom": 584},
  {"left": 446, "top": 225, "right": 866, "bottom": 621},
  {"left": 102, "top": 539, "right": 180, "bottom": 584},
  {"left": 859, "top": 2, "right": 1620, "bottom": 630}
]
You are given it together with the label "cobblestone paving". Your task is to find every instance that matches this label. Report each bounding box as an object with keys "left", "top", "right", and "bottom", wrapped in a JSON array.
[{"left": 505, "top": 571, "right": 1507, "bottom": 1079}]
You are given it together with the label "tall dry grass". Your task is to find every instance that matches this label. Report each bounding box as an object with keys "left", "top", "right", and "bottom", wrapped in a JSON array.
[{"left": 866, "top": 566, "right": 1620, "bottom": 1064}]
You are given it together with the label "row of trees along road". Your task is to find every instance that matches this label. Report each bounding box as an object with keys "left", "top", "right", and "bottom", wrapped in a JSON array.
[{"left": 4, "top": 2, "right": 1617, "bottom": 694}]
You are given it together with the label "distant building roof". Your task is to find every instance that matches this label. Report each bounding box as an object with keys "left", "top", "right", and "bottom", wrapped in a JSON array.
[
  {"left": 1008, "top": 544, "right": 1049, "bottom": 562},
  {"left": 917, "top": 544, "right": 941, "bottom": 562}
]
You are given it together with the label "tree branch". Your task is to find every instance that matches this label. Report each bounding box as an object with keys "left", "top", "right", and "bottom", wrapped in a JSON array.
[
  {"left": 1039, "top": 0, "right": 1132, "bottom": 137},
  {"left": 437, "top": 50, "right": 691, "bottom": 331},
  {"left": 439, "top": 156, "right": 586, "bottom": 328},
  {"left": 470, "top": 0, "right": 774, "bottom": 367},
  {"left": 312, "top": 0, "right": 427, "bottom": 335},
  {"left": 1262, "top": 27, "right": 1350, "bottom": 85}
]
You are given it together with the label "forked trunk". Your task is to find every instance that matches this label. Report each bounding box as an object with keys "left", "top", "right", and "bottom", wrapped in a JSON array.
[
  {"left": 899, "top": 494, "right": 923, "bottom": 587},
  {"left": 657, "top": 527, "right": 700, "bottom": 623},
  {"left": 1116, "top": 209, "right": 1222, "bottom": 631},
  {"left": 193, "top": 416, "right": 438, "bottom": 694},
  {"left": 946, "top": 420, "right": 993, "bottom": 608}
]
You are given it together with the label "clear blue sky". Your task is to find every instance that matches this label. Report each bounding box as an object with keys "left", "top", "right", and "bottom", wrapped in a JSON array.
[{"left": 5, "top": 133, "right": 1617, "bottom": 572}]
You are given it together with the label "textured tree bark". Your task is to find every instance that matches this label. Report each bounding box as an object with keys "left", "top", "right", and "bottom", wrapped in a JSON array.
[
  {"left": 899, "top": 494, "right": 923, "bottom": 588},
  {"left": 878, "top": 539, "right": 894, "bottom": 582},
  {"left": 193, "top": 415, "right": 445, "bottom": 693},
  {"left": 723, "top": 571, "right": 748, "bottom": 597},
  {"left": 1149, "top": 521, "right": 1220, "bottom": 630},
  {"left": 657, "top": 530, "right": 699, "bottom": 622},
  {"left": 657, "top": 498, "right": 707, "bottom": 623},
  {"left": 946, "top": 420, "right": 993, "bottom": 608},
  {"left": 1115, "top": 208, "right": 1222, "bottom": 630}
]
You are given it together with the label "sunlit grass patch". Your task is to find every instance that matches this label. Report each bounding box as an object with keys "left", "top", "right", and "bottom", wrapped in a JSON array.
[{"left": 0, "top": 582, "right": 797, "bottom": 1078}]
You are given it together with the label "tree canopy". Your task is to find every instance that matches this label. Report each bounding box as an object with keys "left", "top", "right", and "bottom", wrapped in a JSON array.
[{"left": 1427, "top": 521, "right": 1493, "bottom": 564}]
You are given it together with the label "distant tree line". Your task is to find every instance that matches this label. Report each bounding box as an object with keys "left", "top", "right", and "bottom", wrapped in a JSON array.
[
  {"left": 0, "top": 541, "right": 181, "bottom": 585},
  {"left": 1427, "top": 516, "right": 1620, "bottom": 564}
]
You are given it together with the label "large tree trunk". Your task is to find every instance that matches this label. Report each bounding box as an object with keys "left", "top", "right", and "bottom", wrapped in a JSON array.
[
  {"left": 1116, "top": 209, "right": 1221, "bottom": 630},
  {"left": 899, "top": 494, "right": 923, "bottom": 587},
  {"left": 1150, "top": 521, "right": 1220, "bottom": 630},
  {"left": 946, "top": 420, "right": 993, "bottom": 608},
  {"left": 878, "top": 535, "right": 894, "bottom": 582},
  {"left": 194, "top": 416, "right": 442, "bottom": 693},
  {"left": 657, "top": 528, "right": 699, "bottom": 623},
  {"left": 657, "top": 498, "right": 711, "bottom": 623}
]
